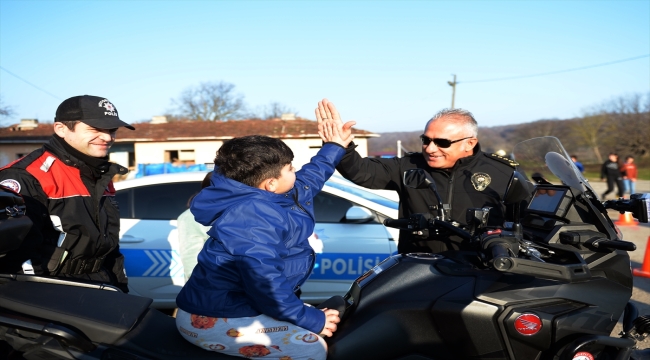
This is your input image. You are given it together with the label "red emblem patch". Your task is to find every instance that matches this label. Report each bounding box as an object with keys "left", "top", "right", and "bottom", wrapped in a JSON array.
[
  {"left": 0, "top": 179, "right": 21, "bottom": 193},
  {"left": 514, "top": 313, "right": 542, "bottom": 336}
]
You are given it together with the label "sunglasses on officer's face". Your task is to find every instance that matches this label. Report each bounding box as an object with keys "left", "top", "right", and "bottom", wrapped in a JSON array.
[{"left": 419, "top": 135, "right": 473, "bottom": 148}]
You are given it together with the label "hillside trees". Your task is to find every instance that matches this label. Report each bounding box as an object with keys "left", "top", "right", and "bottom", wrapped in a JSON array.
[
  {"left": 606, "top": 93, "right": 650, "bottom": 157},
  {"left": 568, "top": 113, "right": 612, "bottom": 163},
  {"left": 368, "top": 92, "right": 649, "bottom": 163}
]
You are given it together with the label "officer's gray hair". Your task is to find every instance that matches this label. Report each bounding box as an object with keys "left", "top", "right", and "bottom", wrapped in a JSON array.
[{"left": 426, "top": 108, "right": 478, "bottom": 137}]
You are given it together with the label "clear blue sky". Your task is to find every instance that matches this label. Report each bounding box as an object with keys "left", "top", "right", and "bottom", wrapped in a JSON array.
[{"left": 1, "top": 0, "right": 648, "bottom": 133}]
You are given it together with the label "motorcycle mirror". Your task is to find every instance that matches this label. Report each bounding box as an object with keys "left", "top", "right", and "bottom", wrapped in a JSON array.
[
  {"left": 604, "top": 193, "right": 650, "bottom": 223},
  {"left": 503, "top": 171, "right": 532, "bottom": 205},
  {"left": 545, "top": 152, "right": 587, "bottom": 194},
  {"left": 503, "top": 171, "right": 532, "bottom": 237}
]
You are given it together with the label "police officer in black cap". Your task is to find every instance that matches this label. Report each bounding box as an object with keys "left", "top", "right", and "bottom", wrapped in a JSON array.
[{"left": 0, "top": 95, "right": 134, "bottom": 291}]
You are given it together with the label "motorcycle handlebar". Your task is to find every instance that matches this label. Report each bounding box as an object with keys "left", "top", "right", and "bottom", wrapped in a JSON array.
[
  {"left": 383, "top": 218, "right": 411, "bottom": 229},
  {"left": 487, "top": 241, "right": 514, "bottom": 271},
  {"left": 587, "top": 239, "right": 637, "bottom": 252},
  {"left": 383, "top": 217, "right": 473, "bottom": 242}
]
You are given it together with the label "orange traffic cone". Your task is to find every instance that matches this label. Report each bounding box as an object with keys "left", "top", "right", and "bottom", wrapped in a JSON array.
[
  {"left": 633, "top": 236, "right": 650, "bottom": 278},
  {"left": 615, "top": 212, "right": 639, "bottom": 226}
]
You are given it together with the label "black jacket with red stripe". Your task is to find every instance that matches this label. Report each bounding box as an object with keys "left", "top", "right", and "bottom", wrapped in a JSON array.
[{"left": 0, "top": 136, "right": 129, "bottom": 291}]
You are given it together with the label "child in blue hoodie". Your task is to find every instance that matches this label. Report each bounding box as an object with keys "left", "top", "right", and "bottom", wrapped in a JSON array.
[{"left": 176, "top": 100, "right": 355, "bottom": 360}]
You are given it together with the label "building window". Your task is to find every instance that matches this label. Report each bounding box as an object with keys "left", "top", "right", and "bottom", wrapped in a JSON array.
[{"left": 165, "top": 149, "right": 195, "bottom": 164}]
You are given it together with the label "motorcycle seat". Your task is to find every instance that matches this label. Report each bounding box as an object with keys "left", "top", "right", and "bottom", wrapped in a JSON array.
[{"left": 0, "top": 280, "right": 152, "bottom": 344}]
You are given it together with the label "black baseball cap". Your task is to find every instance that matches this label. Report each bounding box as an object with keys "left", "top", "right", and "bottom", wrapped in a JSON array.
[{"left": 55, "top": 95, "right": 135, "bottom": 130}]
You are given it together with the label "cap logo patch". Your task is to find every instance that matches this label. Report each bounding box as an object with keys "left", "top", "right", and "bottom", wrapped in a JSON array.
[
  {"left": 471, "top": 172, "right": 491, "bottom": 191},
  {"left": 99, "top": 99, "right": 117, "bottom": 117},
  {"left": 0, "top": 179, "right": 21, "bottom": 193}
]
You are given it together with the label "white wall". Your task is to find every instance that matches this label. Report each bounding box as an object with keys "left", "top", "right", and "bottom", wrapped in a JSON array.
[
  {"left": 0, "top": 144, "right": 43, "bottom": 167},
  {"left": 134, "top": 141, "right": 223, "bottom": 165},
  {"left": 109, "top": 151, "right": 130, "bottom": 168},
  {"left": 132, "top": 137, "right": 369, "bottom": 169}
]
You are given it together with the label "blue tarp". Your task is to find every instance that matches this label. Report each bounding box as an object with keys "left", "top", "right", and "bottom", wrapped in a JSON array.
[{"left": 134, "top": 163, "right": 208, "bottom": 178}]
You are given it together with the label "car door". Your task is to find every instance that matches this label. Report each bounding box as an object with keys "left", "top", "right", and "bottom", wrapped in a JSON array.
[
  {"left": 300, "top": 189, "right": 395, "bottom": 303},
  {"left": 116, "top": 181, "right": 201, "bottom": 308}
]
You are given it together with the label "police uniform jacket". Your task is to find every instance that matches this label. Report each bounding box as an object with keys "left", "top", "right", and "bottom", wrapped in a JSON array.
[
  {"left": 0, "top": 136, "right": 129, "bottom": 291},
  {"left": 176, "top": 143, "right": 345, "bottom": 334},
  {"left": 336, "top": 142, "right": 517, "bottom": 253}
]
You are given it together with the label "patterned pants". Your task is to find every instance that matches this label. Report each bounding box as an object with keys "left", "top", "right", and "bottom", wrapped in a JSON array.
[{"left": 176, "top": 309, "right": 327, "bottom": 360}]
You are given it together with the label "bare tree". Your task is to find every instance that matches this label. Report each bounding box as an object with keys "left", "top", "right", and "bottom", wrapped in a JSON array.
[
  {"left": 606, "top": 93, "right": 650, "bottom": 158},
  {"left": 173, "top": 81, "right": 246, "bottom": 121},
  {"left": 567, "top": 112, "right": 613, "bottom": 164},
  {"left": 249, "top": 102, "right": 297, "bottom": 120},
  {"left": 0, "top": 96, "right": 14, "bottom": 118}
]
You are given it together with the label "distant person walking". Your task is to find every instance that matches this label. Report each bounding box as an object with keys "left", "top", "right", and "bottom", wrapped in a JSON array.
[
  {"left": 601, "top": 153, "right": 623, "bottom": 199},
  {"left": 571, "top": 155, "right": 584, "bottom": 173},
  {"left": 621, "top": 155, "right": 638, "bottom": 196}
]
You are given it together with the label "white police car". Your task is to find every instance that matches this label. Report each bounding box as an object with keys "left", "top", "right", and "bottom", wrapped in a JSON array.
[{"left": 114, "top": 172, "right": 399, "bottom": 308}]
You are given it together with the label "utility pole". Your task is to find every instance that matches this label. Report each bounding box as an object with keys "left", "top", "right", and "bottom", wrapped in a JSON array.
[{"left": 447, "top": 74, "right": 457, "bottom": 109}]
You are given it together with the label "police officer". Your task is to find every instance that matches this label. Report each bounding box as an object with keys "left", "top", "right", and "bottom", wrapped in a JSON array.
[
  {"left": 0, "top": 95, "right": 134, "bottom": 291},
  {"left": 316, "top": 99, "right": 517, "bottom": 253}
]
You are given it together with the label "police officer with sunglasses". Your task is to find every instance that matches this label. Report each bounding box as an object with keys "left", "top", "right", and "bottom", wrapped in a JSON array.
[{"left": 316, "top": 99, "right": 518, "bottom": 254}]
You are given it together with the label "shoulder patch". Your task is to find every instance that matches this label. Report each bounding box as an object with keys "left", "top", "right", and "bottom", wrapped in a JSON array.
[
  {"left": 0, "top": 179, "right": 21, "bottom": 193},
  {"left": 486, "top": 153, "right": 518, "bottom": 168}
]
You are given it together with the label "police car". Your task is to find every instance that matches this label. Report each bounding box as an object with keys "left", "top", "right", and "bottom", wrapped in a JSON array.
[{"left": 114, "top": 172, "right": 399, "bottom": 308}]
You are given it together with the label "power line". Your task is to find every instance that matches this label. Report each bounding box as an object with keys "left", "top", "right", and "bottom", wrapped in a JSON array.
[
  {"left": 0, "top": 66, "right": 62, "bottom": 100},
  {"left": 458, "top": 54, "right": 650, "bottom": 84}
]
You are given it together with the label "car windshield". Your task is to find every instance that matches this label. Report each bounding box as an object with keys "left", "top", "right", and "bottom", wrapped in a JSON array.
[{"left": 325, "top": 181, "right": 398, "bottom": 210}]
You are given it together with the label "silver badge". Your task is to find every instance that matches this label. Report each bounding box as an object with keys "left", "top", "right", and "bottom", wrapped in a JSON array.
[{"left": 471, "top": 173, "right": 491, "bottom": 191}]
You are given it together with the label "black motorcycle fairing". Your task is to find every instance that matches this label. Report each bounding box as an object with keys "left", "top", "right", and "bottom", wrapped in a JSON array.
[
  {"left": 328, "top": 255, "right": 480, "bottom": 360},
  {"left": 0, "top": 281, "right": 151, "bottom": 344}
]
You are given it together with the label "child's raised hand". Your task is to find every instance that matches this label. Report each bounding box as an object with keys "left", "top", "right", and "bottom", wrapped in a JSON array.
[
  {"left": 319, "top": 308, "right": 340, "bottom": 337},
  {"left": 319, "top": 120, "right": 355, "bottom": 148},
  {"left": 316, "top": 99, "right": 356, "bottom": 147}
]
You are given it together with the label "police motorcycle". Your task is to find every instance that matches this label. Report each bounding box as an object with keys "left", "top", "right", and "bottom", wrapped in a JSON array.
[{"left": 1, "top": 136, "right": 650, "bottom": 360}]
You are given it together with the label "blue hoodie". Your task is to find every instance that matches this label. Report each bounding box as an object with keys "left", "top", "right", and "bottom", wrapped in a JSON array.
[{"left": 176, "top": 143, "right": 345, "bottom": 333}]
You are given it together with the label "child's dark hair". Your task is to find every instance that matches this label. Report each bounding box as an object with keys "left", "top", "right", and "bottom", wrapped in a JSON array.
[{"left": 214, "top": 135, "right": 294, "bottom": 187}]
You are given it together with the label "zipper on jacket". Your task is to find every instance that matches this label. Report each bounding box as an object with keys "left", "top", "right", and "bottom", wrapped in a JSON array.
[
  {"left": 292, "top": 189, "right": 307, "bottom": 213},
  {"left": 447, "top": 171, "right": 454, "bottom": 209},
  {"left": 295, "top": 250, "right": 316, "bottom": 291}
]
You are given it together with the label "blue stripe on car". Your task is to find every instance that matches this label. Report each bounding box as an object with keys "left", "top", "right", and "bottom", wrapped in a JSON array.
[
  {"left": 122, "top": 249, "right": 390, "bottom": 280},
  {"left": 311, "top": 253, "right": 388, "bottom": 280}
]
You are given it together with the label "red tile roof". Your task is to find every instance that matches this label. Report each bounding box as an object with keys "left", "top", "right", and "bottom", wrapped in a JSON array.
[{"left": 0, "top": 119, "right": 378, "bottom": 142}]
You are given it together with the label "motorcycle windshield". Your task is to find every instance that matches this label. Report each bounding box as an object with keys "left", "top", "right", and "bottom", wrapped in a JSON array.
[{"left": 512, "top": 136, "right": 594, "bottom": 195}]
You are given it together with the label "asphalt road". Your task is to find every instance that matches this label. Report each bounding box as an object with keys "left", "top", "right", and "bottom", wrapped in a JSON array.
[{"left": 583, "top": 179, "right": 650, "bottom": 345}]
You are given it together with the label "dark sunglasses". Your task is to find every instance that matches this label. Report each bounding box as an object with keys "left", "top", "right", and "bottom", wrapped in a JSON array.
[{"left": 419, "top": 135, "right": 473, "bottom": 148}]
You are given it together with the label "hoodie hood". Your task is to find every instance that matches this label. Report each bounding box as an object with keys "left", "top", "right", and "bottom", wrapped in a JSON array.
[{"left": 190, "top": 168, "right": 294, "bottom": 227}]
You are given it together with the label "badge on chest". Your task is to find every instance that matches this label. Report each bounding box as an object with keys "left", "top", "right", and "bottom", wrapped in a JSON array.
[{"left": 471, "top": 172, "right": 491, "bottom": 191}]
